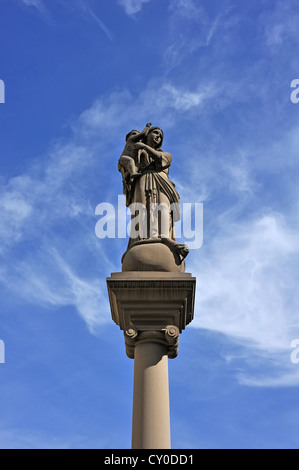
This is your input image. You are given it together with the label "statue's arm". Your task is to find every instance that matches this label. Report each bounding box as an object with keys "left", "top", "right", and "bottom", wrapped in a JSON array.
[
  {"left": 135, "top": 143, "right": 172, "bottom": 168},
  {"left": 130, "top": 123, "right": 152, "bottom": 143}
]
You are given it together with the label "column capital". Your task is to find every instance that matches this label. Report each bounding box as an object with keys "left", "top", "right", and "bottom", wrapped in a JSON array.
[
  {"left": 107, "top": 272, "right": 195, "bottom": 328},
  {"left": 124, "top": 325, "right": 180, "bottom": 359},
  {"left": 107, "top": 272, "right": 195, "bottom": 359}
]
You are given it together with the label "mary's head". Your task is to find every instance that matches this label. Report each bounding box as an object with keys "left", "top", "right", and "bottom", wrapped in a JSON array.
[{"left": 146, "top": 127, "right": 164, "bottom": 149}]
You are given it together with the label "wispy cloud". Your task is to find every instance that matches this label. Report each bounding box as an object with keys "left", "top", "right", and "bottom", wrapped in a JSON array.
[
  {"left": 188, "top": 210, "right": 299, "bottom": 385},
  {"left": 0, "top": 427, "right": 107, "bottom": 449},
  {"left": 165, "top": 0, "right": 230, "bottom": 67},
  {"left": 22, "top": 0, "right": 113, "bottom": 40},
  {"left": 118, "top": 0, "right": 152, "bottom": 15},
  {"left": 259, "top": 0, "right": 299, "bottom": 48},
  {"left": 22, "top": 0, "right": 50, "bottom": 19},
  {"left": 76, "top": 78, "right": 226, "bottom": 140},
  {"left": 238, "top": 361, "right": 299, "bottom": 388},
  {"left": 86, "top": 7, "right": 114, "bottom": 41},
  {"left": 158, "top": 82, "right": 217, "bottom": 112},
  {"left": 62, "top": 0, "right": 114, "bottom": 41},
  {"left": 0, "top": 134, "right": 112, "bottom": 333},
  {"left": 23, "top": 0, "right": 44, "bottom": 8},
  {"left": 3, "top": 248, "right": 110, "bottom": 333}
]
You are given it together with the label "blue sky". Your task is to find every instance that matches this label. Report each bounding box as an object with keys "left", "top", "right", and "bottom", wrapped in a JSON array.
[{"left": 0, "top": 0, "right": 299, "bottom": 449}]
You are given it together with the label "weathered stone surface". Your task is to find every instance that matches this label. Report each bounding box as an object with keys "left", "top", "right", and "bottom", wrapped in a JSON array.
[
  {"left": 106, "top": 271, "right": 196, "bottom": 358},
  {"left": 107, "top": 123, "right": 197, "bottom": 449},
  {"left": 117, "top": 123, "right": 189, "bottom": 272},
  {"left": 122, "top": 241, "right": 186, "bottom": 272}
]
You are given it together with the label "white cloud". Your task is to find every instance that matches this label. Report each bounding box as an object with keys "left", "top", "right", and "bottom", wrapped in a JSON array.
[
  {"left": 22, "top": 0, "right": 49, "bottom": 17},
  {"left": 238, "top": 365, "right": 299, "bottom": 388},
  {"left": 118, "top": 0, "right": 151, "bottom": 15},
  {"left": 3, "top": 249, "right": 110, "bottom": 333},
  {"left": 188, "top": 210, "right": 299, "bottom": 385},
  {"left": 23, "top": 0, "right": 43, "bottom": 6},
  {"left": 22, "top": 0, "right": 113, "bottom": 39},
  {"left": 165, "top": 0, "right": 228, "bottom": 67},
  {"left": 76, "top": 80, "right": 223, "bottom": 140},
  {"left": 85, "top": 7, "right": 113, "bottom": 41},
  {"left": 260, "top": 1, "right": 299, "bottom": 48},
  {"left": 0, "top": 132, "right": 112, "bottom": 333},
  {"left": 192, "top": 213, "right": 299, "bottom": 347},
  {"left": 159, "top": 83, "right": 216, "bottom": 111},
  {"left": 64, "top": 1, "right": 113, "bottom": 41},
  {"left": 0, "top": 143, "right": 92, "bottom": 248},
  {"left": 169, "top": 0, "right": 201, "bottom": 21},
  {"left": 52, "top": 250, "right": 110, "bottom": 332},
  {"left": 0, "top": 427, "right": 107, "bottom": 449}
]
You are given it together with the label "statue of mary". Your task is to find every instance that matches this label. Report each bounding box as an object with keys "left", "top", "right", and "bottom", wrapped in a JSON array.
[{"left": 118, "top": 124, "right": 189, "bottom": 272}]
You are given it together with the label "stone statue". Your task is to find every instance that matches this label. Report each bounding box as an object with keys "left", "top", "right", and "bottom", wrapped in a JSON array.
[{"left": 118, "top": 124, "right": 189, "bottom": 272}]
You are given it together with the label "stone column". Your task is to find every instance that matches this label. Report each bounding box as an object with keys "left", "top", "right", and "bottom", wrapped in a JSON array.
[
  {"left": 132, "top": 337, "right": 170, "bottom": 449},
  {"left": 125, "top": 327, "right": 179, "bottom": 449},
  {"left": 106, "top": 272, "right": 196, "bottom": 449}
]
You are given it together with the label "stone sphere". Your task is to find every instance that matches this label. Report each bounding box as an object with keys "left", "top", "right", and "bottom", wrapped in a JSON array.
[{"left": 122, "top": 242, "right": 185, "bottom": 272}]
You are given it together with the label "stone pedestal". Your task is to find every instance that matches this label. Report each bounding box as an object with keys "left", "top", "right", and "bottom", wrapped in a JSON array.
[{"left": 106, "top": 271, "right": 196, "bottom": 449}]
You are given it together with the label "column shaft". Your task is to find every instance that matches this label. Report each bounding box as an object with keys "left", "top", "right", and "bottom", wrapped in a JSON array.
[{"left": 131, "top": 341, "right": 171, "bottom": 449}]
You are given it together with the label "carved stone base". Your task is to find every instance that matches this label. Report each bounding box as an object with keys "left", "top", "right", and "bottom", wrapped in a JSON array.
[{"left": 121, "top": 239, "right": 188, "bottom": 273}]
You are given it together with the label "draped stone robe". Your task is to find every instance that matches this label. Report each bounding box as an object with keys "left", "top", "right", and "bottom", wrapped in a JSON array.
[{"left": 124, "top": 150, "right": 181, "bottom": 251}]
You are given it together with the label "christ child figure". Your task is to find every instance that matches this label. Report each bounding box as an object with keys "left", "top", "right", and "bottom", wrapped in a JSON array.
[{"left": 118, "top": 122, "right": 152, "bottom": 181}]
